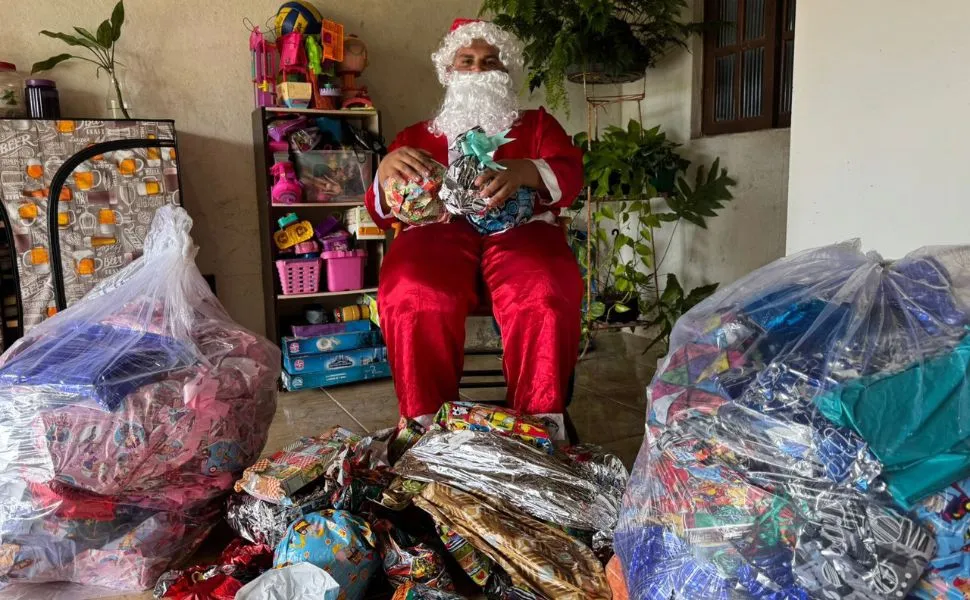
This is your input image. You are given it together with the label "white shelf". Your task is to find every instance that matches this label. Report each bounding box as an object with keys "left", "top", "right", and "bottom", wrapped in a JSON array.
[
  {"left": 271, "top": 201, "right": 364, "bottom": 208},
  {"left": 278, "top": 287, "right": 377, "bottom": 300},
  {"left": 264, "top": 107, "right": 377, "bottom": 117}
]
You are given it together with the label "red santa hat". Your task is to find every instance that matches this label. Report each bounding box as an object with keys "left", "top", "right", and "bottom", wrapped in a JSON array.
[{"left": 431, "top": 18, "right": 524, "bottom": 85}]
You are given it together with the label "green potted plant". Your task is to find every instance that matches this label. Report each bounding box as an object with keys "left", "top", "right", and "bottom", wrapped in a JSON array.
[
  {"left": 479, "top": 0, "right": 700, "bottom": 110},
  {"left": 31, "top": 1, "right": 130, "bottom": 118},
  {"left": 575, "top": 120, "right": 736, "bottom": 350}
]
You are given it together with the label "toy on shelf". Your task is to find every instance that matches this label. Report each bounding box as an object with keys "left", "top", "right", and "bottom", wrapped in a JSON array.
[
  {"left": 276, "top": 256, "right": 322, "bottom": 295},
  {"left": 305, "top": 35, "right": 324, "bottom": 110},
  {"left": 268, "top": 116, "right": 309, "bottom": 142},
  {"left": 317, "top": 85, "right": 342, "bottom": 110},
  {"left": 250, "top": 28, "right": 278, "bottom": 108},
  {"left": 337, "top": 35, "right": 373, "bottom": 110},
  {"left": 274, "top": 213, "right": 314, "bottom": 249},
  {"left": 322, "top": 249, "right": 367, "bottom": 292},
  {"left": 275, "top": 1, "right": 323, "bottom": 38},
  {"left": 270, "top": 161, "right": 304, "bottom": 204},
  {"left": 321, "top": 20, "right": 345, "bottom": 62},
  {"left": 278, "top": 32, "right": 312, "bottom": 108},
  {"left": 315, "top": 216, "right": 352, "bottom": 252},
  {"left": 293, "top": 149, "right": 370, "bottom": 202}
]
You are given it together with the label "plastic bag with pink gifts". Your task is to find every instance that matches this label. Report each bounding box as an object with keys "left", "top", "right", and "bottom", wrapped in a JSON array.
[{"left": 0, "top": 206, "right": 280, "bottom": 595}]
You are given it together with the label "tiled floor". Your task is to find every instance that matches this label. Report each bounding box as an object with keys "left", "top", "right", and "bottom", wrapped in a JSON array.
[
  {"left": 35, "top": 332, "right": 659, "bottom": 600},
  {"left": 268, "top": 330, "right": 660, "bottom": 469}
]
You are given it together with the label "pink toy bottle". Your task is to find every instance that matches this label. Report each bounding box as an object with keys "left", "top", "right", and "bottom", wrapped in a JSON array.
[{"left": 270, "top": 161, "right": 303, "bottom": 204}]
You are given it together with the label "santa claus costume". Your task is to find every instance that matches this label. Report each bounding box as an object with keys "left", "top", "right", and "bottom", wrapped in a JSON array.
[{"left": 365, "top": 19, "right": 583, "bottom": 426}]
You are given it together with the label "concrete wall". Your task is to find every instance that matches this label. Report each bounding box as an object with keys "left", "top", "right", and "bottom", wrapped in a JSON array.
[
  {"left": 787, "top": 0, "right": 970, "bottom": 257},
  {"left": 0, "top": 0, "right": 603, "bottom": 334},
  {"left": 616, "top": 11, "right": 790, "bottom": 292}
]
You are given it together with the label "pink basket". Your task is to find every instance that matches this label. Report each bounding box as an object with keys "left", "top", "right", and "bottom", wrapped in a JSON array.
[
  {"left": 276, "top": 258, "right": 322, "bottom": 295},
  {"left": 322, "top": 249, "right": 367, "bottom": 292}
]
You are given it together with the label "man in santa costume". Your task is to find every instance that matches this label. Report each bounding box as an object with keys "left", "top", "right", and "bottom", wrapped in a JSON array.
[{"left": 365, "top": 18, "right": 583, "bottom": 430}]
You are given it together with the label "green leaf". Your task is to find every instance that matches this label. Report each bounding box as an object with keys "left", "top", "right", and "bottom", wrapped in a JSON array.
[
  {"left": 599, "top": 205, "right": 615, "bottom": 220},
  {"left": 685, "top": 283, "right": 719, "bottom": 309},
  {"left": 660, "top": 273, "right": 683, "bottom": 305},
  {"left": 31, "top": 53, "right": 74, "bottom": 73},
  {"left": 39, "top": 30, "right": 89, "bottom": 47},
  {"left": 111, "top": 0, "right": 125, "bottom": 41},
  {"left": 96, "top": 19, "right": 113, "bottom": 48},
  {"left": 73, "top": 27, "right": 100, "bottom": 46},
  {"left": 635, "top": 243, "right": 652, "bottom": 257},
  {"left": 614, "top": 303, "right": 632, "bottom": 313},
  {"left": 588, "top": 301, "right": 606, "bottom": 319}
]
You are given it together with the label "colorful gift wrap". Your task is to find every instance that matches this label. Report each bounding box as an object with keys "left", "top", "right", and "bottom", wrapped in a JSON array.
[
  {"left": 282, "top": 361, "right": 391, "bottom": 391},
  {"left": 388, "top": 417, "right": 426, "bottom": 466},
  {"left": 413, "top": 482, "right": 610, "bottom": 600},
  {"left": 282, "top": 328, "right": 379, "bottom": 357},
  {"left": 374, "top": 519, "right": 453, "bottom": 590},
  {"left": 437, "top": 522, "right": 492, "bottom": 587},
  {"left": 273, "top": 509, "right": 379, "bottom": 599},
  {"left": 439, "top": 127, "right": 511, "bottom": 217},
  {"left": 284, "top": 346, "right": 387, "bottom": 374},
  {"left": 911, "top": 477, "right": 970, "bottom": 599},
  {"left": 383, "top": 160, "right": 449, "bottom": 226},
  {"left": 391, "top": 581, "right": 464, "bottom": 600},
  {"left": 606, "top": 555, "right": 630, "bottom": 600},
  {"left": 233, "top": 427, "right": 358, "bottom": 505},
  {"left": 153, "top": 539, "right": 272, "bottom": 599},
  {"left": 465, "top": 186, "right": 535, "bottom": 235},
  {"left": 432, "top": 401, "right": 554, "bottom": 454}
]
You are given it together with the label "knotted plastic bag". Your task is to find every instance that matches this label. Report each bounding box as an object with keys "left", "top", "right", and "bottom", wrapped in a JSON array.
[
  {"left": 0, "top": 206, "right": 280, "bottom": 594},
  {"left": 616, "top": 241, "right": 970, "bottom": 600}
]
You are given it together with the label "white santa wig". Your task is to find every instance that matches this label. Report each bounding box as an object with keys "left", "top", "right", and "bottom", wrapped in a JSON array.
[{"left": 431, "top": 19, "right": 525, "bottom": 86}]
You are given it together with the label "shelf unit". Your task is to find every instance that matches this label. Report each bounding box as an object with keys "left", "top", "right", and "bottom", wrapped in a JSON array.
[{"left": 253, "top": 107, "right": 385, "bottom": 344}]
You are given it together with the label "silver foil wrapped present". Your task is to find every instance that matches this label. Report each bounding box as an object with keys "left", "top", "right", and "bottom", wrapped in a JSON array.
[
  {"left": 439, "top": 127, "right": 513, "bottom": 216},
  {"left": 393, "top": 429, "right": 619, "bottom": 532}
]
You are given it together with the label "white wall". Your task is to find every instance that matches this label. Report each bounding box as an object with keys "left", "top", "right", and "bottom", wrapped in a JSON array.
[
  {"left": 787, "top": 0, "right": 970, "bottom": 257},
  {"left": 616, "top": 13, "right": 790, "bottom": 292}
]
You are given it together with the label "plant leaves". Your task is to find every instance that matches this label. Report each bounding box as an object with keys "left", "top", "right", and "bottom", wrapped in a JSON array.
[
  {"left": 660, "top": 273, "right": 683, "bottom": 305},
  {"left": 31, "top": 53, "right": 74, "bottom": 73},
  {"left": 588, "top": 301, "right": 606, "bottom": 319},
  {"left": 72, "top": 27, "right": 102, "bottom": 49},
  {"left": 96, "top": 19, "right": 113, "bottom": 48},
  {"left": 39, "top": 31, "right": 89, "bottom": 47},
  {"left": 614, "top": 303, "right": 632, "bottom": 313},
  {"left": 111, "top": 0, "right": 125, "bottom": 41}
]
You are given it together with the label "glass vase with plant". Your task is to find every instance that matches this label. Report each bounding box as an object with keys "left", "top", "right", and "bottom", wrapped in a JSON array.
[{"left": 31, "top": 1, "right": 130, "bottom": 119}]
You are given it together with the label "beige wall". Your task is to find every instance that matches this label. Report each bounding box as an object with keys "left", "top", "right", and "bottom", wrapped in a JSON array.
[
  {"left": 0, "top": 0, "right": 600, "bottom": 335},
  {"left": 787, "top": 0, "right": 970, "bottom": 257}
]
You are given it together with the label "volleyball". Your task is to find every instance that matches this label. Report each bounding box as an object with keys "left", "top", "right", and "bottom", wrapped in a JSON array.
[{"left": 274, "top": 1, "right": 323, "bottom": 38}]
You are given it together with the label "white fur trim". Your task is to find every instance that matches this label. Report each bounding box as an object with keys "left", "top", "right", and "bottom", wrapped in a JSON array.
[
  {"left": 432, "top": 21, "right": 524, "bottom": 86},
  {"left": 530, "top": 159, "right": 561, "bottom": 205}
]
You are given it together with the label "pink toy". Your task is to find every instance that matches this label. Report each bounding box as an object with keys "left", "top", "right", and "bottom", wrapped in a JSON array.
[
  {"left": 279, "top": 32, "right": 310, "bottom": 82},
  {"left": 267, "top": 116, "right": 309, "bottom": 142},
  {"left": 270, "top": 161, "right": 303, "bottom": 204},
  {"left": 322, "top": 249, "right": 367, "bottom": 292},
  {"left": 249, "top": 28, "right": 278, "bottom": 108},
  {"left": 276, "top": 257, "right": 322, "bottom": 295}
]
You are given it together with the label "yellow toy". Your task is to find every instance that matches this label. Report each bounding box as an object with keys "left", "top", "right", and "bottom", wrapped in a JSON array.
[{"left": 274, "top": 213, "right": 314, "bottom": 250}]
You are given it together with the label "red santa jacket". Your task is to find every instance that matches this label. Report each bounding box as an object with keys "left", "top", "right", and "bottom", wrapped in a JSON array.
[{"left": 365, "top": 107, "right": 583, "bottom": 229}]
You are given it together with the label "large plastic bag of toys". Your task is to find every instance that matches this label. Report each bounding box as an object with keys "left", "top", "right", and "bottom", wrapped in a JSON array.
[
  {"left": 0, "top": 206, "right": 280, "bottom": 594},
  {"left": 615, "top": 241, "right": 970, "bottom": 600}
]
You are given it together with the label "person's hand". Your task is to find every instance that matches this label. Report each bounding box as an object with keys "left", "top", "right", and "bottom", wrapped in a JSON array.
[
  {"left": 378, "top": 147, "right": 438, "bottom": 185},
  {"left": 474, "top": 159, "right": 541, "bottom": 210}
]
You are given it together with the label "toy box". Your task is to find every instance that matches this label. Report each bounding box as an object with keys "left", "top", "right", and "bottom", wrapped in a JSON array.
[
  {"left": 283, "top": 329, "right": 380, "bottom": 357},
  {"left": 284, "top": 346, "right": 387, "bottom": 374},
  {"left": 293, "top": 149, "right": 372, "bottom": 202},
  {"left": 290, "top": 319, "right": 372, "bottom": 338},
  {"left": 282, "top": 361, "right": 391, "bottom": 390},
  {"left": 345, "top": 206, "right": 384, "bottom": 240}
]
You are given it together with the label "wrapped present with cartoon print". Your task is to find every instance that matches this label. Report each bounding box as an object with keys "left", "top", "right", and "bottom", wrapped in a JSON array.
[{"left": 432, "top": 401, "right": 554, "bottom": 453}]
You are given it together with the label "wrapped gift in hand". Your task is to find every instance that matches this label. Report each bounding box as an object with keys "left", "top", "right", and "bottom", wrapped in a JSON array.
[
  {"left": 383, "top": 160, "right": 449, "bottom": 226},
  {"left": 441, "top": 128, "right": 535, "bottom": 234}
]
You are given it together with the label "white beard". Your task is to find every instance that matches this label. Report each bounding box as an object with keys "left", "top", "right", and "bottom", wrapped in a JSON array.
[{"left": 430, "top": 70, "right": 520, "bottom": 140}]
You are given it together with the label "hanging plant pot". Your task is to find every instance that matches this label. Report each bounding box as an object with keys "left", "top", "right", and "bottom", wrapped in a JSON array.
[
  {"left": 650, "top": 167, "right": 679, "bottom": 195},
  {"left": 565, "top": 62, "right": 646, "bottom": 85}
]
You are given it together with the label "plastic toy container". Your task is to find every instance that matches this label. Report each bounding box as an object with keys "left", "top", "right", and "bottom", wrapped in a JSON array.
[
  {"left": 322, "top": 249, "right": 367, "bottom": 292},
  {"left": 276, "top": 257, "right": 322, "bottom": 295},
  {"left": 293, "top": 149, "right": 372, "bottom": 202},
  {"left": 0, "top": 62, "right": 25, "bottom": 117}
]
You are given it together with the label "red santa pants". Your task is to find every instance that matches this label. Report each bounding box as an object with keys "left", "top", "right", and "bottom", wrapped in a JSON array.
[{"left": 378, "top": 219, "right": 583, "bottom": 418}]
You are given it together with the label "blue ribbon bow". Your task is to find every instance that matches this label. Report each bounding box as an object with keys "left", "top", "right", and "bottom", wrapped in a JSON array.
[{"left": 460, "top": 129, "right": 513, "bottom": 171}]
